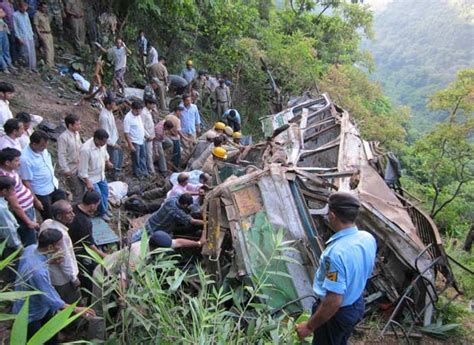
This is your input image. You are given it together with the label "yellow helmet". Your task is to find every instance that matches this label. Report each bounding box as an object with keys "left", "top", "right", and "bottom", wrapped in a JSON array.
[
  {"left": 214, "top": 122, "right": 226, "bottom": 130},
  {"left": 212, "top": 147, "right": 227, "bottom": 159},
  {"left": 232, "top": 131, "right": 242, "bottom": 139},
  {"left": 186, "top": 59, "right": 193, "bottom": 66},
  {"left": 224, "top": 126, "right": 234, "bottom": 136}
]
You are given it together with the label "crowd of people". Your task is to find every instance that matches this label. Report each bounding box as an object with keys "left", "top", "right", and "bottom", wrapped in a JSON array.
[{"left": 0, "top": 2, "right": 247, "bottom": 341}]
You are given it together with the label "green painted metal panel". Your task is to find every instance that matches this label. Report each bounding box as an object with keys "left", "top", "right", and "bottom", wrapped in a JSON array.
[{"left": 243, "top": 211, "right": 301, "bottom": 313}]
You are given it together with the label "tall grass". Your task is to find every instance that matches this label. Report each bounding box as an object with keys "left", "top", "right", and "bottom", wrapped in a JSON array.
[{"left": 90, "top": 230, "right": 307, "bottom": 344}]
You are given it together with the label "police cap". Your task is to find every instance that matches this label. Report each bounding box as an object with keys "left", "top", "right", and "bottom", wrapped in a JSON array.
[{"left": 328, "top": 192, "right": 360, "bottom": 210}]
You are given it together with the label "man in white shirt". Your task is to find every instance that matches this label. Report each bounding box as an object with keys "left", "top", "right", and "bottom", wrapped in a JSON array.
[
  {"left": 146, "top": 43, "right": 158, "bottom": 68},
  {"left": 99, "top": 97, "right": 122, "bottom": 180},
  {"left": 78, "top": 129, "right": 113, "bottom": 221},
  {"left": 0, "top": 118, "right": 22, "bottom": 151},
  {"left": 99, "top": 37, "right": 130, "bottom": 93},
  {"left": 57, "top": 114, "right": 83, "bottom": 203},
  {"left": 123, "top": 100, "right": 147, "bottom": 178},
  {"left": 0, "top": 82, "right": 14, "bottom": 136},
  {"left": 141, "top": 99, "right": 156, "bottom": 175},
  {"left": 39, "top": 199, "right": 80, "bottom": 304}
]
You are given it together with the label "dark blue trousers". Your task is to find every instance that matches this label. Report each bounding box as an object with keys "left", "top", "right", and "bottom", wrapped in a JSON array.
[{"left": 312, "top": 295, "right": 364, "bottom": 345}]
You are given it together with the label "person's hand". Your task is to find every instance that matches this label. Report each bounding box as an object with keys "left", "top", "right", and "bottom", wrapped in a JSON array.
[
  {"left": 27, "top": 220, "right": 40, "bottom": 230},
  {"left": 106, "top": 161, "right": 114, "bottom": 169},
  {"left": 74, "top": 306, "right": 96, "bottom": 318},
  {"left": 295, "top": 321, "right": 313, "bottom": 339},
  {"left": 64, "top": 171, "right": 73, "bottom": 177},
  {"left": 129, "top": 145, "right": 136, "bottom": 152},
  {"left": 72, "top": 279, "right": 81, "bottom": 288},
  {"left": 86, "top": 181, "right": 94, "bottom": 191},
  {"left": 34, "top": 199, "right": 43, "bottom": 211}
]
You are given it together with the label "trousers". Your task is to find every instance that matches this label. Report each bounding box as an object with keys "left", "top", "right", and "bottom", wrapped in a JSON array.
[
  {"left": 107, "top": 145, "right": 123, "bottom": 178},
  {"left": 37, "top": 32, "right": 54, "bottom": 67},
  {"left": 154, "top": 138, "right": 172, "bottom": 174},
  {"left": 69, "top": 17, "right": 85, "bottom": 51},
  {"left": 0, "top": 30, "right": 12, "bottom": 70},
  {"left": 93, "top": 180, "right": 109, "bottom": 217},
  {"left": 145, "top": 140, "right": 155, "bottom": 174},
  {"left": 157, "top": 81, "right": 167, "bottom": 110},
  {"left": 16, "top": 207, "right": 37, "bottom": 247},
  {"left": 131, "top": 143, "right": 148, "bottom": 177},
  {"left": 19, "top": 38, "right": 36, "bottom": 70},
  {"left": 312, "top": 295, "right": 364, "bottom": 345}
]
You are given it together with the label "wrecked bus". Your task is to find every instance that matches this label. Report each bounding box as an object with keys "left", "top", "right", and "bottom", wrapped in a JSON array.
[{"left": 201, "top": 93, "right": 459, "bottom": 340}]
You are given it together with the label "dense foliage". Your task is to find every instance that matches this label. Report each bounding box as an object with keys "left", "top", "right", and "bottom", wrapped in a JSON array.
[{"left": 364, "top": 0, "right": 474, "bottom": 135}]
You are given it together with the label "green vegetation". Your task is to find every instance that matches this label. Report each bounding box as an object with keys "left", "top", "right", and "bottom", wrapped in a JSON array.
[
  {"left": 365, "top": 0, "right": 474, "bottom": 134},
  {"left": 92, "top": 230, "right": 307, "bottom": 344}
]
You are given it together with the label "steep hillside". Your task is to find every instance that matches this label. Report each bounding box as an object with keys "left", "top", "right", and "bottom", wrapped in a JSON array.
[{"left": 364, "top": 0, "right": 474, "bottom": 134}]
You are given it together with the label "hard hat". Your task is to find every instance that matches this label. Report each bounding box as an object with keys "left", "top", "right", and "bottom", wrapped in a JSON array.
[
  {"left": 186, "top": 59, "right": 193, "bottom": 65},
  {"left": 214, "top": 122, "right": 226, "bottom": 130},
  {"left": 224, "top": 126, "right": 234, "bottom": 136},
  {"left": 212, "top": 147, "right": 227, "bottom": 159},
  {"left": 206, "top": 130, "right": 218, "bottom": 140},
  {"left": 232, "top": 131, "right": 242, "bottom": 139}
]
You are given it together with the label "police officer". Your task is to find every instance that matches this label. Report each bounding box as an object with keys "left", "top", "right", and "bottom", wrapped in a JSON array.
[{"left": 296, "top": 192, "right": 377, "bottom": 345}]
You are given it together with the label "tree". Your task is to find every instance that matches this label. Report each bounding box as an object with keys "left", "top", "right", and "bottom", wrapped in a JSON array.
[{"left": 403, "top": 70, "right": 474, "bottom": 222}]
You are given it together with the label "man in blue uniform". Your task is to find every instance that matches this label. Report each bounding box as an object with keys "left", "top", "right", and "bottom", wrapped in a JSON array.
[{"left": 296, "top": 192, "right": 377, "bottom": 345}]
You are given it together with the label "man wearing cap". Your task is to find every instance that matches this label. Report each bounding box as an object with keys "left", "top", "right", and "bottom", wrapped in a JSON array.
[
  {"left": 221, "top": 108, "right": 241, "bottom": 132},
  {"left": 199, "top": 121, "right": 224, "bottom": 142},
  {"left": 180, "top": 60, "right": 196, "bottom": 84},
  {"left": 296, "top": 192, "right": 377, "bottom": 345},
  {"left": 202, "top": 146, "right": 227, "bottom": 175},
  {"left": 232, "top": 131, "right": 242, "bottom": 145}
]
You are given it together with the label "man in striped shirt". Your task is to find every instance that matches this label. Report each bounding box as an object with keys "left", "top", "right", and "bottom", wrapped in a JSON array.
[{"left": 0, "top": 148, "right": 39, "bottom": 246}]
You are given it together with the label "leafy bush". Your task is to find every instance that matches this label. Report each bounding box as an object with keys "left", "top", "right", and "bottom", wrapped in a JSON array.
[{"left": 90, "top": 230, "right": 309, "bottom": 344}]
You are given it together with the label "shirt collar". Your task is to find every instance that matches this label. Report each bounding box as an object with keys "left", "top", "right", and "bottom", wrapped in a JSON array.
[
  {"left": 50, "top": 219, "right": 69, "bottom": 232},
  {"left": 27, "top": 145, "right": 43, "bottom": 157},
  {"left": 325, "top": 226, "right": 358, "bottom": 245}
]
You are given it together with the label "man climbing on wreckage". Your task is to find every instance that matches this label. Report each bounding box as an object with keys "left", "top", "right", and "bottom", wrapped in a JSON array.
[{"left": 296, "top": 192, "right": 377, "bottom": 345}]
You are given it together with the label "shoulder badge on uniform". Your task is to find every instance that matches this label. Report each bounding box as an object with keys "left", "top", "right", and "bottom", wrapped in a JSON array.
[
  {"left": 326, "top": 271, "right": 338, "bottom": 282},
  {"left": 324, "top": 257, "right": 330, "bottom": 271}
]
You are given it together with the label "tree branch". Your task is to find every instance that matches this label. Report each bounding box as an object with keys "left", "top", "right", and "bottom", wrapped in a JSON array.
[
  {"left": 431, "top": 180, "right": 466, "bottom": 219},
  {"left": 449, "top": 95, "right": 463, "bottom": 123},
  {"left": 315, "top": 4, "right": 332, "bottom": 24}
]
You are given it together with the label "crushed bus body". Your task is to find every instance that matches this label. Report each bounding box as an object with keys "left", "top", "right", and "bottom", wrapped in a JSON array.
[{"left": 201, "top": 93, "right": 460, "bottom": 339}]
